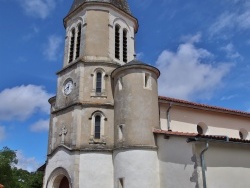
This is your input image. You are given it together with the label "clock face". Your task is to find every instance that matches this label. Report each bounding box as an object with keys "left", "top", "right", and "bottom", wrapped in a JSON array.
[{"left": 63, "top": 80, "right": 73, "bottom": 95}]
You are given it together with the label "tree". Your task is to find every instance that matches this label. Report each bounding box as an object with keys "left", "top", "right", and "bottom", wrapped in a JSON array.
[
  {"left": 29, "top": 172, "right": 44, "bottom": 188},
  {"left": 0, "top": 147, "right": 18, "bottom": 188},
  {"left": 0, "top": 147, "right": 44, "bottom": 188}
]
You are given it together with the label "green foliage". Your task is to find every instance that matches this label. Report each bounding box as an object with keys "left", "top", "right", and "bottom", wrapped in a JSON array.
[
  {"left": 12, "top": 168, "right": 44, "bottom": 188},
  {"left": 0, "top": 147, "right": 44, "bottom": 188},
  {"left": 29, "top": 172, "right": 44, "bottom": 188},
  {"left": 0, "top": 147, "right": 18, "bottom": 188}
]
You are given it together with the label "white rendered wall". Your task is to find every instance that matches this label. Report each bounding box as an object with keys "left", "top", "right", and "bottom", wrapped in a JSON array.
[
  {"left": 114, "top": 149, "right": 160, "bottom": 188},
  {"left": 79, "top": 152, "right": 114, "bottom": 188},
  {"left": 157, "top": 135, "right": 197, "bottom": 188},
  {"left": 43, "top": 148, "right": 77, "bottom": 188},
  {"left": 205, "top": 143, "right": 250, "bottom": 188},
  {"left": 159, "top": 104, "right": 250, "bottom": 139}
]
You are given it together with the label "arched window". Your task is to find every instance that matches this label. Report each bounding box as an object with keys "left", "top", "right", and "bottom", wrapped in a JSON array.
[
  {"left": 115, "top": 25, "right": 120, "bottom": 60},
  {"left": 91, "top": 69, "right": 106, "bottom": 97},
  {"left": 197, "top": 122, "right": 208, "bottom": 135},
  {"left": 75, "top": 24, "right": 82, "bottom": 59},
  {"left": 89, "top": 111, "right": 106, "bottom": 141},
  {"left": 123, "top": 29, "right": 127, "bottom": 63},
  {"left": 95, "top": 115, "right": 101, "bottom": 139},
  {"left": 197, "top": 125, "right": 203, "bottom": 135},
  {"left": 69, "top": 28, "right": 75, "bottom": 63},
  {"left": 239, "top": 128, "right": 248, "bottom": 139},
  {"left": 96, "top": 72, "right": 102, "bottom": 93}
]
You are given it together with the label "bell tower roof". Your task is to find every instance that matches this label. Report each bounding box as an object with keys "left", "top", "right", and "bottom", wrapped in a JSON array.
[{"left": 68, "top": 0, "right": 131, "bottom": 15}]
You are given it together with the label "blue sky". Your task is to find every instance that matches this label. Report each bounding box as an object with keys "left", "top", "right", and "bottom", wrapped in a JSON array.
[{"left": 1, "top": 0, "right": 250, "bottom": 171}]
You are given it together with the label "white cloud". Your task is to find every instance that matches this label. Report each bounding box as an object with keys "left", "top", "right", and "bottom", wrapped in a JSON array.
[
  {"left": 156, "top": 34, "right": 232, "bottom": 100},
  {"left": 22, "top": 25, "right": 40, "bottom": 41},
  {"left": 19, "top": 0, "right": 57, "bottom": 19},
  {"left": 30, "top": 119, "right": 49, "bottom": 132},
  {"left": 136, "top": 52, "right": 144, "bottom": 60},
  {"left": 136, "top": 0, "right": 153, "bottom": 10},
  {"left": 0, "top": 85, "right": 53, "bottom": 121},
  {"left": 15, "top": 151, "right": 41, "bottom": 172},
  {"left": 180, "top": 32, "right": 202, "bottom": 43},
  {"left": 221, "top": 94, "right": 238, "bottom": 101},
  {"left": 0, "top": 126, "right": 6, "bottom": 142},
  {"left": 209, "top": 2, "right": 250, "bottom": 36},
  {"left": 43, "top": 35, "right": 63, "bottom": 61},
  {"left": 221, "top": 43, "right": 242, "bottom": 60}
]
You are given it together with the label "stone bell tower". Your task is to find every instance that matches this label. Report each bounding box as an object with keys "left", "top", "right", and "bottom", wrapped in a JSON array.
[{"left": 43, "top": 0, "right": 138, "bottom": 188}]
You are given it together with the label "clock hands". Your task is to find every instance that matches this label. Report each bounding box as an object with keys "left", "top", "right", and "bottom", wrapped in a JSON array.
[
  {"left": 65, "top": 85, "right": 69, "bottom": 91},
  {"left": 64, "top": 81, "right": 73, "bottom": 95}
]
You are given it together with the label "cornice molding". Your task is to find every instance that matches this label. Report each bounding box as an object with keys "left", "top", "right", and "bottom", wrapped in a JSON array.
[
  {"left": 57, "top": 60, "right": 120, "bottom": 75},
  {"left": 51, "top": 102, "right": 114, "bottom": 114}
]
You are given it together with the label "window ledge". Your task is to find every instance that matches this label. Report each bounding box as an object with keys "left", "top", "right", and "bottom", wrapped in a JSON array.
[
  {"left": 89, "top": 139, "right": 106, "bottom": 145},
  {"left": 90, "top": 92, "right": 107, "bottom": 98}
]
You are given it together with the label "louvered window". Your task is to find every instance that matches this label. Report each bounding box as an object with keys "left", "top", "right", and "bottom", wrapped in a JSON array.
[
  {"left": 69, "top": 29, "right": 75, "bottom": 63},
  {"left": 123, "top": 29, "right": 127, "bottom": 63},
  {"left": 115, "top": 25, "right": 120, "bottom": 59},
  {"left": 76, "top": 24, "right": 81, "bottom": 59}
]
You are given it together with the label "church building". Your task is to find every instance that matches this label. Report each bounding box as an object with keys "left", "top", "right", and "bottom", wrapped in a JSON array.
[{"left": 43, "top": 0, "right": 250, "bottom": 187}]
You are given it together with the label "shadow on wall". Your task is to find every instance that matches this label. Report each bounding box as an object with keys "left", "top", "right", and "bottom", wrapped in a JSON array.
[
  {"left": 157, "top": 135, "right": 250, "bottom": 188},
  {"left": 203, "top": 142, "right": 250, "bottom": 188},
  {"left": 157, "top": 136, "right": 199, "bottom": 188},
  {"left": 205, "top": 143, "right": 250, "bottom": 168}
]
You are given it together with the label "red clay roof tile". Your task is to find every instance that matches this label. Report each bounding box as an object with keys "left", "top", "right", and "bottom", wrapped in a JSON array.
[
  {"left": 159, "top": 96, "right": 250, "bottom": 117},
  {"left": 153, "top": 129, "right": 250, "bottom": 143}
]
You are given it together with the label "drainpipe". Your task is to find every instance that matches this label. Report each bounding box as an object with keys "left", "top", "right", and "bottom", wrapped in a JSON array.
[
  {"left": 166, "top": 103, "right": 172, "bottom": 131},
  {"left": 200, "top": 142, "right": 209, "bottom": 188}
]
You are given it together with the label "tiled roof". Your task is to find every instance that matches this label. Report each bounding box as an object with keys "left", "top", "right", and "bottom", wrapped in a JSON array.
[
  {"left": 159, "top": 96, "right": 250, "bottom": 117},
  {"left": 154, "top": 129, "right": 198, "bottom": 137},
  {"left": 68, "top": 0, "right": 131, "bottom": 15},
  {"left": 37, "top": 163, "right": 46, "bottom": 172},
  {"left": 153, "top": 129, "right": 250, "bottom": 143},
  {"left": 127, "top": 59, "right": 148, "bottom": 66}
]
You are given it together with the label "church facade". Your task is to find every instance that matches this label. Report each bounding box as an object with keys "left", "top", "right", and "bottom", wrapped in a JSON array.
[{"left": 43, "top": 1, "right": 250, "bottom": 188}]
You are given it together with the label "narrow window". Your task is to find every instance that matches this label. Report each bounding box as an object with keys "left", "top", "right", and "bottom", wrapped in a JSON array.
[
  {"left": 69, "top": 28, "right": 75, "bottom": 63},
  {"left": 118, "top": 77, "right": 123, "bottom": 91},
  {"left": 123, "top": 29, "right": 127, "bottom": 63},
  {"left": 95, "top": 115, "right": 101, "bottom": 139},
  {"left": 144, "top": 73, "right": 151, "bottom": 88},
  {"left": 115, "top": 25, "right": 120, "bottom": 59},
  {"left": 75, "top": 24, "right": 81, "bottom": 59},
  {"left": 118, "top": 178, "right": 124, "bottom": 188},
  {"left": 145, "top": 74, "right": 149, "bottom": 87},
  {"left": 239, "top": 131, "right": 243, "bottom": 139},
  {"left": 239, "top": 129, "right": 248, "bottom": 139},
  {"left": 96, "top": 72, "right": 102, "bottom": 93},
  {"left": 118, "top": 125, "right": 124, "bottom": 141}
]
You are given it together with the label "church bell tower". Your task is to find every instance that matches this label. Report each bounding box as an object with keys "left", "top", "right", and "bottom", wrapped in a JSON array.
[
  {"left": 43, "top": 1, "right": 139, "bottom": 188},
  {"left": 43, "top": 0, "right": 160, "bottom": 188}
]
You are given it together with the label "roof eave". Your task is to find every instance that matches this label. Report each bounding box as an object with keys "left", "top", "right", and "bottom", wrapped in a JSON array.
[
  {"left": 159, "top": 96, "right": 250, "bottom": 118},
  {"left": 153, "top": 129, "right": 250, "bottom": 144}
]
